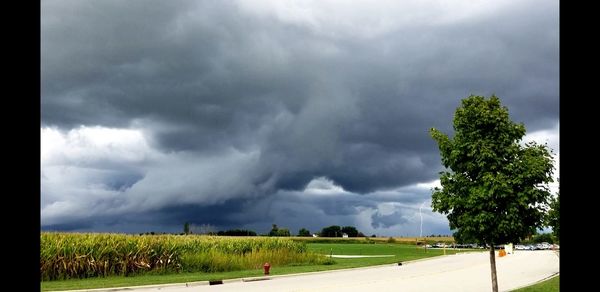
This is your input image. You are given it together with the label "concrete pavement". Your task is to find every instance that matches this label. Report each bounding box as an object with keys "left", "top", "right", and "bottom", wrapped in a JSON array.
[{"left": 67, "top": 250, "right": 559, "bottom": 292}]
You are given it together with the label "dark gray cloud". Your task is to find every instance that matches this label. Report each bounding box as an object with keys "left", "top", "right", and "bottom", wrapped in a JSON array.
[
  {"left": 41, "top": 0, "right": 559, "bottom": 235},
  {"left": 372, "top": 211, "right": 409, "bottom": 229}
]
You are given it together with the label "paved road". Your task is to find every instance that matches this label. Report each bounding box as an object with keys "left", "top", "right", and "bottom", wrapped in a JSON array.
[{"left": 117, "top": 250, "right": 560, "bottom": 292}]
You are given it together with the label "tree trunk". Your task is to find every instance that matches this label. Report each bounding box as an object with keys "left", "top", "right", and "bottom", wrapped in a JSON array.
[{"left": 489, "top": 244, "right": 498, "bottom": 292}]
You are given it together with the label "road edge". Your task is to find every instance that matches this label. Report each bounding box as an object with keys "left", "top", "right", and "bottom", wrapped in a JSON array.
[{"left": 48, "top": 251, "right": 485, "bottom": 292}]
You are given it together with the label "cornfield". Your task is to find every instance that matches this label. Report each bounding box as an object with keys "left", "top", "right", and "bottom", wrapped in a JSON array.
[{"left": 41, "top": 233, "right": 329, "bottom": 280}]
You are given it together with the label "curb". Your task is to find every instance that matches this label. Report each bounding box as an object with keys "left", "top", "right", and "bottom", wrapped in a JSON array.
[
  {"left": 55, "top": 280, "right": 211, "bottom": 292},
  {"left": 504, "top": 272, "right": 559, "bottom": 292}
]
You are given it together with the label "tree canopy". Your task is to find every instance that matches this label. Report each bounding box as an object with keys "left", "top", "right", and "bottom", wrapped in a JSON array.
[
  {"left": 341, "top": 226, "right": 359, "bottom": 237},
  {"left": 547, "top": 191, "right": 560, "bottom": 240},
  {"left": 216, "top": 229, "right": 257, "bottom": 236},
  {"left": 269, "top": 224, "right": 279, "bottom": 236},
  {"left": 430, "top": 95, "right": 554, "bottom": 245},
  {"left": 320, "top": 225, "right": 342, "bottom": 237},
  {"left": 298, "top": 228, "right": 311, "bottom": 237},
  {"left": 429, "top": 95, "right": 554, "bottom": 292},
  {"left": 269, "top": 224, "right": 291, "bottom": 236}
]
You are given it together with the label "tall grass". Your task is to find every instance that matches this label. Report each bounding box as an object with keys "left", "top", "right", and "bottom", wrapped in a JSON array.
[
  {"left": 40, "top": 233, "right": 328, "bottom": 281},
  {"left": 179, "top": 249, "right": 328, "bottom": 273}
]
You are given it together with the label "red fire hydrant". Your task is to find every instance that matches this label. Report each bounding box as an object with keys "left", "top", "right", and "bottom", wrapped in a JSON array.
[{"left": 263, "top": 262, "right": 271, "bottom": 275}]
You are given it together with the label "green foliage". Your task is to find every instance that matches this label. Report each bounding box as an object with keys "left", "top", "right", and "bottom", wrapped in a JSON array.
[
  {"left": 547, "top": 191, "right": 560, "bottom": 241},
  {"left": 179, "top": 249, "right": 327, "bottom": 273},
  {"left": 321, "top": 225, "right": 364, "bottom": 237},
  {"left": 216, "top": 229, "right": 257, "bottom": 236},
  {"left": 276, "top": 228, "right": 291, "bottom": 237},
  {"left": 386, "top": 237, "right": 396, "bottom": 243},
  {"left": 513, "top": 276, "right": 559, "bottom": 292},
  {"left": 183, "top": 222, "right": 190, "bottom": 235},
  {"left": 320, "top": 225, "right": 342, "bottom": 237},
  {"left": 430, "top": 95, "right": 555, "bottom": 246},
  {"left": 307, "top": 243, "right": 465, "bottom": 263},
  {"left": 292, "top": 237, "right": 369, "bottom": 244},
  {"left": 269, "top": 224, "right": 279, "bottom": 236},
  {"left": 41, "top": 242, "right": 465, "bottom": 291},
  {"left": 267, "top": 224, "right": 291, "bottom": 237},
  {"left": 298, "top": 228, "right": 311, "bottom": 237},
  {"left": 341, "top": 226, "right": 359, "bottom": 237},
  {"left": 40, "top": 233, "right": 324, "bottom": 281},
  {"left": 532, "top": 233, "right": 554, "bottom": 244}
]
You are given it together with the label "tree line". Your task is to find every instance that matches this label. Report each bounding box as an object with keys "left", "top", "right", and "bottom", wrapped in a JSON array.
[{"left": 179, "top": 223, "right": 366, "bottom": 237}]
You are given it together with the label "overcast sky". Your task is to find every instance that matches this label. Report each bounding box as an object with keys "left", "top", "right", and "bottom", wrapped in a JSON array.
[{"left": 41, "top": 0, "right": 559, "bottom": 236}]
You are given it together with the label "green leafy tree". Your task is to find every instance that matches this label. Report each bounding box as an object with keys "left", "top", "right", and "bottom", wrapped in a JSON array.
[
  {"left": 547, "top": 191, "right": 559, "bottom": 242},
  {"left": 183, "top": 222, "right": 190, "bottom": 235},
  {"left": 298, "top": 228, "right": 311, "bottom": 237},
  {"left": 276, "top": 228, "right": 291, "bottom": 236},
  {"left": 320, "top": 225, "right": 342, "bottom": 237},
  {"left": 429, "top": 95, "right": 554, "bottom": 292},
  {"left": 269, "top": 224, "right": 279, "bottom": 236},
  {"left": 341, "top": 226, "right": 359, "bottom": 237},
  {"left": 216, "top": 229, "right": 257, "bottom": 236},
  {"left": 532, "top": 233, "right": 554, "bottom": 244}
]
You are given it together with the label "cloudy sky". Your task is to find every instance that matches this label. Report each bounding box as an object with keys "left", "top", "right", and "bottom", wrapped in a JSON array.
[{"left": 41, "top": 0, "right": 559, "bottom": 236}]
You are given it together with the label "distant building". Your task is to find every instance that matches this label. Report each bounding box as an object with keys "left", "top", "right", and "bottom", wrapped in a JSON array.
[
  {"left": 312, "top": 234, "right": 318, "bottom": 237},
  {"left": 342, "top": 233, "right": 349, "bottom": 238}
]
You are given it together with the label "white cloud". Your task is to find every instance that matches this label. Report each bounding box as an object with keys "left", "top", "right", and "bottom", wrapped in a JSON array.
[
  {"left": 40, "top": 0, "right": 558, "bottom": 233},
  {"left": 41, "top": 126, "right": 154, "bottom": 167},
  {"left": 416, "top": 179, "right": 442, "bottom": 190},
  {"left": 523, "top": 122, "right": 559, "bottom": 154},
  {"left": 523, "top": 122, "right": 560, "bottom": 194},
  {"left": 40, "top": 126, "right": 263, "bottom": 227},
  {"left": 236, "top": 0, "right": 517, "bottom": 39},
  {"left": 304, "top": 176, "right": 347, "bottom": 195},
  {"left": 41, "top": 126, "right": 155, "bottom": 225}
]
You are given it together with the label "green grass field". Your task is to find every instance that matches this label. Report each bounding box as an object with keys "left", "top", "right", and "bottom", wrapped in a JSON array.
[
  {"left": 291, "top": 236, "right": 455, "bottom": 244},
  {"left": 513, "top": 275, "right": 559, "bottom": 292},
  {"left": 308, "top": 243, "right": 465, "bottom": 266},
  {"left": 42, "top": 242, "right": 468, "bottom": 291}
]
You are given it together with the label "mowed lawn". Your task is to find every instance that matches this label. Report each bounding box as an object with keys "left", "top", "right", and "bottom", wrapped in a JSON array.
[
  {"left": 513, "top": 275, "right": 559, "bottom": 292},
  {"left": 308, "top": 243, "right": 468, "bottom": 268},
  {"left": 42, "top": 243, "right": 470, "bottom": 291}
]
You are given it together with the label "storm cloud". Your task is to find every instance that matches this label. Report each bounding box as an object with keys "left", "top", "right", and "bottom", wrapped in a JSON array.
[{"left": 41, "top": 0, "right": 559, "bottom": 236}]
